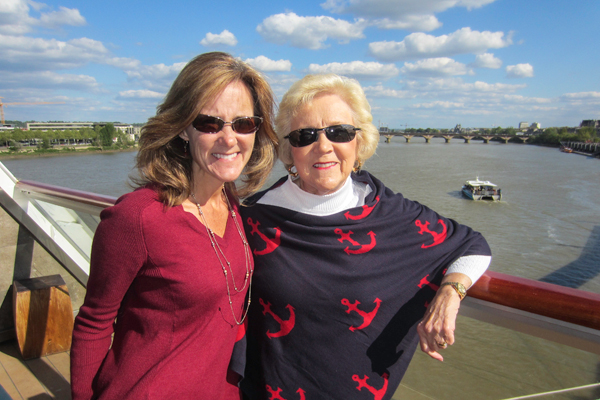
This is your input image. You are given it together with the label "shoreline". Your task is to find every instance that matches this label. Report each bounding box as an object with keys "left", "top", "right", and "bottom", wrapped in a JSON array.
[{"left": 0, "top": 146, "right": 138, "bottom": 160}]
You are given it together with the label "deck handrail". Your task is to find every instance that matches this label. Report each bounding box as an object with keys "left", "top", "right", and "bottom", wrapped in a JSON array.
[
  {"left": 469, "top": 270, "right": 600, "bottom": 331},
  {"left": 16, "top": 179, "right": 117, "bottom": 210},
  {"left": 8, "top": 178, "right": 600, "bottom": 353}
]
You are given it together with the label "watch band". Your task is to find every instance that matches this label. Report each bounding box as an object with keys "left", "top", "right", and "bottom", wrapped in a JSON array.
[{"left": 440, "top": 281, "right": 467, "bottom": 300}]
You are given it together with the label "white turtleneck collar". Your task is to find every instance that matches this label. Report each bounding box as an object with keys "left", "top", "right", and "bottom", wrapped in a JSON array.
[{"left": 257, "top": 174, "right": 372, "bottom": 216}]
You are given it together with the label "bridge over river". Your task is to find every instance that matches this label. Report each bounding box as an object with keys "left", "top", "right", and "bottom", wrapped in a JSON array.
[{"left": 381, "top": 132, "right": 531, "bottom": 144}]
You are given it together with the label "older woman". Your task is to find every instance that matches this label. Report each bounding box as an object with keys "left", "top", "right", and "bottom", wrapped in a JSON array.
[
  {"left": 70, "top": 52, "right": 277, "bottom": 400},
  {"left": 237, "top": 74, "right": 491, "bottom": 399}
]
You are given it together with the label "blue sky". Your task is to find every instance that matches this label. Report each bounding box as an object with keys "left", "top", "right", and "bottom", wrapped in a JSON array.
[{"left": 1, "top": 0, "right": 599, "bottom": 129}]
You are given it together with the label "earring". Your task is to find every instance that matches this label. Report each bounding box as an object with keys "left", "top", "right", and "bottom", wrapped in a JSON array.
[
  {"left": 353, "top": 159, "right": 363, "bottom": 173},
  {"left": 184, "top": 140, "right": 188, "bottom": 158},
  {"left": 287, "top": 165, "right": 298, "bottom": 178}
]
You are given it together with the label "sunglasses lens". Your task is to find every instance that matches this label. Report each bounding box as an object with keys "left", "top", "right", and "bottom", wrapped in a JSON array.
[
  {"left": 285, "top": 125, "right": 358, "bottom": 147},
  {"left": 192, "top": 115, "right": 223, "bottom": 133},
  {"left": 286, "top": 130, "right": 315, "bottom": 147},
  {"left": 232, "top": 117, "right": 262, "bottom": 134},
  {"left": 326, "top": 125, "right": 356, "bottom": 142}
]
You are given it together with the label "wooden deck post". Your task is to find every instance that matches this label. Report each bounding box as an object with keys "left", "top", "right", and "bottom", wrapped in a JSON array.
[{"left": 12, "top": 275, "right": 74, "bottom": 359}]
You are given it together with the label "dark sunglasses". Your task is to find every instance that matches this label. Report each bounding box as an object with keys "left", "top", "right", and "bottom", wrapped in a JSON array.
[
  {"left": 191, "top": 114, "right": 262, "bottom": 134},
  {"left": 284, "top": 124, "right": 360, "bottom": 147}
]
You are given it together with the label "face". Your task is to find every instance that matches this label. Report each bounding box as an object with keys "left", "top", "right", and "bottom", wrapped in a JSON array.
[
  {"left": 180, "top": 80, "right": 256, "bottom": 189},
  {"left": 290, "top": 93, "right": 358, "bottom": 196}
]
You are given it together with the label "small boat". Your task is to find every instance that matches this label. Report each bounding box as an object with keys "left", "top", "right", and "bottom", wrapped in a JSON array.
[
  {"left": 560, "top": 145, "right": 573, "bottom": 153},
  {"left": 462, "top": 178, "right": 502, "bottom": 201}
]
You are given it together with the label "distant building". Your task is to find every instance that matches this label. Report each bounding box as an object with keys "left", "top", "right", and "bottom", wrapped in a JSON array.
[
  {"left": 530, "top": 122, "right": 541, "bottom": 129},
  {"left": 26, "top": 122, "right": 94, "bottom": 131},
  {"left": 580, "top": 120, "right": 600, "bottom": 128},
  {"left": 518, "top": 122, "right": 529, "bottom": 130},
  {"left": 453, "top": 124, "right": 462, "bottom": 133},
  {"left": 26, "top": 122, "right": 140, "bottom": 141}
]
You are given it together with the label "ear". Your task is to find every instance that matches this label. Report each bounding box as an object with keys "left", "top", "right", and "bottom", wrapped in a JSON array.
[{"left": 179, "top": 129, "right": 190, "bottom": 142}]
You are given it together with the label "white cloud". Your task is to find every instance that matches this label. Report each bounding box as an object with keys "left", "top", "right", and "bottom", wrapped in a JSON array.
[
  {"left": 322, "top": 0, "right": 496, "bottom": 16},
  {"left": 121, "top": 62, "right": 187, "bottom": 90},
  {"left": 307, "top": 61, "right": 399, "bottom": 79},
  {"left": 2, "top": 70, "right": 99, "bottom": 91},
  {"left": 560, "top": 91, "right": 600, "bottom": 100},
  {"left": 400, "top": 57, "right": 473, "bottom": 77},
  {"left": 104, "top": 57, "right": 142, "bottom": 70},
  {"left": 200, "top": 30, "right": 238, "bottom": 47},
  {"left": 506, "top": 63, "right": 534, "bottom": 78},
  {"left": 0, "top": 34, "right": 109, "bottom": 71},
  {"left": 411, "top": 100, "right": 466, "bottom": 109},
  {"left": 244, "top": 56, "right": 292, "bottom": 72},
  {"left": 257, "top": 12, "right": 367, "bottom": 50},
  {"left": 0, "top": 0, "right": 35, "bottom": 34},
  {"left": 39, "top": 6, "right": 86, "bottom": 28},
  {"left": 363, "top": 84, "right": 413, "bottom": 98},
  {"left": 0, "top": 0, "right": 86, "bottom": 34},
  {"left": 403, "top": 77, "right": 526, "bottom": 95},
  {"left": 471, "top": 53, "right": 502, "bottom": 68},
  {"left": 369, "top": 27, "right": 513, "bottom": 61},
  {"left": 118, "top": 90, "right": 164, "bottom": 99},
  {"left": 321, "top": 0, "right": 497, "bottom": 32},
  {"left": 372, "top": 15, "right": 442, "bottom": 31}
]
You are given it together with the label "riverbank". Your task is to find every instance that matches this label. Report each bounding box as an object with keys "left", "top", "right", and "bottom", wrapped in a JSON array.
[{"left": 0, "top": 145, "right": 138, "bottom": 160}]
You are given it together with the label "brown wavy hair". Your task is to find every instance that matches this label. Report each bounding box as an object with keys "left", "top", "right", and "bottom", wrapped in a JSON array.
[{"left": 133, "top": 52, "right": 278, "bottom": 206}]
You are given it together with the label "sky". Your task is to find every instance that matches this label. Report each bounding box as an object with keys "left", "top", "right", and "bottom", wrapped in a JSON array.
[{"left": 1, "top": 0, "right": 599, "bottom": 130}]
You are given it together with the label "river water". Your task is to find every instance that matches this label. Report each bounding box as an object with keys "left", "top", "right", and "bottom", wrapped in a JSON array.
[{"left": 3, "top": 139, "right": 600, "bottom": 399}]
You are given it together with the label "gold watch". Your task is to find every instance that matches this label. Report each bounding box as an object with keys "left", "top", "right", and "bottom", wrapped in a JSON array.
[{"left": 441, "top": 282, "right": 467, "bottom": 300}]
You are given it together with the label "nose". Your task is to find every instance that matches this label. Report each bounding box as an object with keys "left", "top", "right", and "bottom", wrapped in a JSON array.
[
  {"left": 220, "top": 124, "right": 237, "bottom": 145},
  {"left": 314, "top": 130, "right": 333, "bottom": 152}
]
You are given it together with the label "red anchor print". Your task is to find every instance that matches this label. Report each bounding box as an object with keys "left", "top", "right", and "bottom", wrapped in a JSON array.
[
  {"left": 417, "top": 274, "right": 439, "bottom": 291},
  {"left": 247, "top": 218, "right": 281, "bottom": 255},
  {"left": 352, "top": 373, "right": 389, "bottom": 400},
  {"left": 266, "top": 386, "right": 306, "bottom": 400},
  {"left": 415, "top": 219, "right": 447, "bottom": 248},
  {"left": 260, "top": 298, "right": 295, "bottom": 339},
  {"left": 345, "top": 196, "right": 380, "bottom": 220},
  {"left": 335, "top": 229, "right": 377, "bottom": 255},
  {"left": 341, "top": 298, "right": 382, "bottom": 332}
]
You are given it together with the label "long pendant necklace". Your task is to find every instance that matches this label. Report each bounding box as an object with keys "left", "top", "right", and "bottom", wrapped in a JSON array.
[{"left": 191, "top": 188, "right": 252, "bottom": 325}]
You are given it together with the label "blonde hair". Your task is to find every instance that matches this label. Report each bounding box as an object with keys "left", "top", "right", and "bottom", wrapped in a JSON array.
[
  {"left": 275, "top": 74, "right": 379, "bottom": 169},
  {"left": 134, "top": 52, "right": 278, "bottom": 206}
]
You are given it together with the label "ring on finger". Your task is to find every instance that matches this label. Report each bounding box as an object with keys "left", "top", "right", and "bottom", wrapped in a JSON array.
[{"left": 437, "top": 341, "right": 448, "bottom": 348}]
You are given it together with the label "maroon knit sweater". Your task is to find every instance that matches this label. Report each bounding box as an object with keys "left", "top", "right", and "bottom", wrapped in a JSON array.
[{"left": 71, "top": 187, "right": 248, "bottom": 400}]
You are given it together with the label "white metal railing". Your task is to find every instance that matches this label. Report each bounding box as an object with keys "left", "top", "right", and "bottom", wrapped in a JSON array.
[{"left": 0, "top": 161, "right": 115, "bottom": 284}]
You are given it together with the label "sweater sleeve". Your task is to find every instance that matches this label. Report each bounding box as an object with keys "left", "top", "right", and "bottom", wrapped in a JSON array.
[
  {"left": 446, "top": 255, "right": 491, "bottom": 285},
  {"left": 70, "top": 192, "right": 150, "bottom": 400}
]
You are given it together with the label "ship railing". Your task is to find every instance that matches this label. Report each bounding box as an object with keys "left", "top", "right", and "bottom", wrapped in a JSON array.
[
  {"left": 1, "top": 161, "right": 599, "bottom": 398},
  {"left": 0, "top": 161, "right": 113, "bottom": 285}
]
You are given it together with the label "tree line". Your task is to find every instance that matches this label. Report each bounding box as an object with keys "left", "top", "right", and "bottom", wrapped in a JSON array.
[{"left": 0, "top": 123, "right": 136, "bottom": 151}]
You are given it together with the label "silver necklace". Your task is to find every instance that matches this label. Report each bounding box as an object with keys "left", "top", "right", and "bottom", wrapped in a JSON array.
[{"left": 191, "top": 188, "right": 252, "bottom": 325}]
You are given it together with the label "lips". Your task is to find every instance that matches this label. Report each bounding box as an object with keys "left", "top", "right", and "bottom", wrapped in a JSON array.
[
  {"left": 313, "top": 162, "right": 337, "bottom": 168},
  {"left": 213, "top": 152, "right": 239, "bottom": 160}
]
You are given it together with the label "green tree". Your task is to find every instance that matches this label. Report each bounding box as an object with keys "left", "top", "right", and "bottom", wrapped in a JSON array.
[
  {"left": 37, "top": 137, "right": 51, "bottom": 149},
  {"left": 99, "top": 123, "right": 116, "bottom": 147},
  {"left": 0, "top": 130, "right": 12, "bottom": 147},
  {"left": 491, "top": 126, "right": 503, "bottom": 135},
  {"left": 530, "top": 128, "right": 560, "bottom": 145},
  {"left": 578, "top": 126, "right": 597, "bottom": 142}
]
